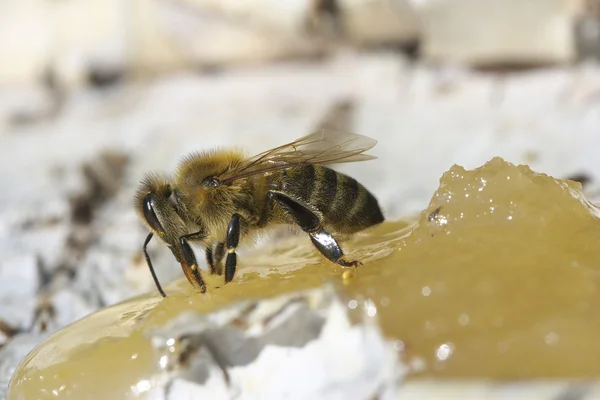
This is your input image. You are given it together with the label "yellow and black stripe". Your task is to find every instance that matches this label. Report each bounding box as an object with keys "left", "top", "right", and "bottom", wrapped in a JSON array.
[{"left": 282, "top": 165, "right": 384, "bottom": 233}]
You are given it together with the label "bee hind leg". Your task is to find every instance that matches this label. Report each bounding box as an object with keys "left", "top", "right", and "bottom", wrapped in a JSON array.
[
  {"left": 224, "top": 214, "right": 241, "bottom": 283},
  {"left": 268, "top": 191, "right": 361, "bottom": 268}
]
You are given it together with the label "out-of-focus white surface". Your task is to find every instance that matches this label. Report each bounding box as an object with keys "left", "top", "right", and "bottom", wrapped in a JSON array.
[
  {"left": 2, "top": 49, "right": 600, "bottom": 399},
  {"left": 0, "top": 0, "right": 590, "bottom": 88},
  {"left": 417, "top": 0, "right": 583, "bottom": 64}
]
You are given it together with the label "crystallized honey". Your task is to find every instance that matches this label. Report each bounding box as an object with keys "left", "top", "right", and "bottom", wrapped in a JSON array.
[{"left": 9, "top": 158, "right": 600, "bottom": 399}]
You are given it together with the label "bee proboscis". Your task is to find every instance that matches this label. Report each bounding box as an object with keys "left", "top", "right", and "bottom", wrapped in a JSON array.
[{"left": 135, "top": 129, "right": 385, "bottom": 297}]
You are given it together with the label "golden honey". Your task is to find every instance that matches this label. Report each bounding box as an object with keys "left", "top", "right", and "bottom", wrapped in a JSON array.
[{"left": 9, "top": 158, "right": 600, "bottom": 399}]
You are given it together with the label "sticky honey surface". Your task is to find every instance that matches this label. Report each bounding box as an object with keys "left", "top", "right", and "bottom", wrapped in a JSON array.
[{"left": 9, "top": 157, "right": 600, "bottom": 399}]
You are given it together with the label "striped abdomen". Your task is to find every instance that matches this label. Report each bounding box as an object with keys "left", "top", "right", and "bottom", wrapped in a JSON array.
[{"left": 281, "top": 165, "right": 384, "bottom": 233}]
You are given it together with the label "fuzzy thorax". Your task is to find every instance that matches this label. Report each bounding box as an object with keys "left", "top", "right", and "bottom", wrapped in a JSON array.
[{"left": 173, "top": 148, "right": 251, "bottom": 239}]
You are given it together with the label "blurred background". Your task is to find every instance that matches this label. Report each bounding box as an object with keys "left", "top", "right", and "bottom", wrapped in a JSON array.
[{"left": 2, "top": 0, "right": 600, "bottom": 393}]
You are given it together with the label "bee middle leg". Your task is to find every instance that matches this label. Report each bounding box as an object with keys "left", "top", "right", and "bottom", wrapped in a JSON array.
[
  {"left": 224, "top": 214, "right": 241, "bottom": 283},
  {"left": 267, "top": 191, "right": 360, "bottom": 267},
  {"left": 205, "top": 246, "right": 215, "bottom": 273},
  {"left": 205, "top": 242, "right": 226, "bottom": 275}
]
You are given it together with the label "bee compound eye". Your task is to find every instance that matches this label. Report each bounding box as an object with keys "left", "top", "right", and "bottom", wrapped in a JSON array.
[
  {"left": 143, "top": 193, "right": 165, "bottom": 234},
  {"left": 202, "top": 177, "right": 220, "bottom": 188}
]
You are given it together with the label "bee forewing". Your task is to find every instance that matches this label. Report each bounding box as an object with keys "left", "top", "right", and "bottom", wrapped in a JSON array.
[
  {"left": 295, "top": 129, "right": 377, "bottom": 152},
  {"left": 220, "top": 129, "right": 378, "bottom": 182},
  {"left": 264, "top": 129, "right": 378, "bottom": 164}
]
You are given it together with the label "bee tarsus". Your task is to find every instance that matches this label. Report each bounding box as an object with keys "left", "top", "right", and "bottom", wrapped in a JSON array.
[{"left": 310, "top": 229, "right": 362, "bottom": 267}]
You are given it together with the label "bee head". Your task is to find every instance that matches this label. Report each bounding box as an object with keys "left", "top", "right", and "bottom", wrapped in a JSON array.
[{"left": 134, "top": 174, "right": 187, "bottom": 246}]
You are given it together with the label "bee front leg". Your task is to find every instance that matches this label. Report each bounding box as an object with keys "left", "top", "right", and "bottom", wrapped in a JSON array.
[
  {"left": 268, "top": 191, "right": 360, "bottom": 267},
  {"left": 178, "top": 230, "right": 208, "bottom": 293},
  {"left": 224, "top": 214, "right": 241, "bottom": 283}
]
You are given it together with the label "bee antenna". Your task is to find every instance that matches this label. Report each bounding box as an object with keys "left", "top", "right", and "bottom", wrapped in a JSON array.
[{"left": 143, "top": 232, "right": 167, "bottom": 298}]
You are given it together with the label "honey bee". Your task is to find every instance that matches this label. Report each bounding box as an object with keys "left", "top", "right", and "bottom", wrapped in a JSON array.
[{"left": 135, "top": 129, "right": 384, "bottom": 297}]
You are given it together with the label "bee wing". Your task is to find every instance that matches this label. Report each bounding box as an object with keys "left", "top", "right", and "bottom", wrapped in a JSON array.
[{"left": 220, "top": 129, "right": 377, "bottom": 183}]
